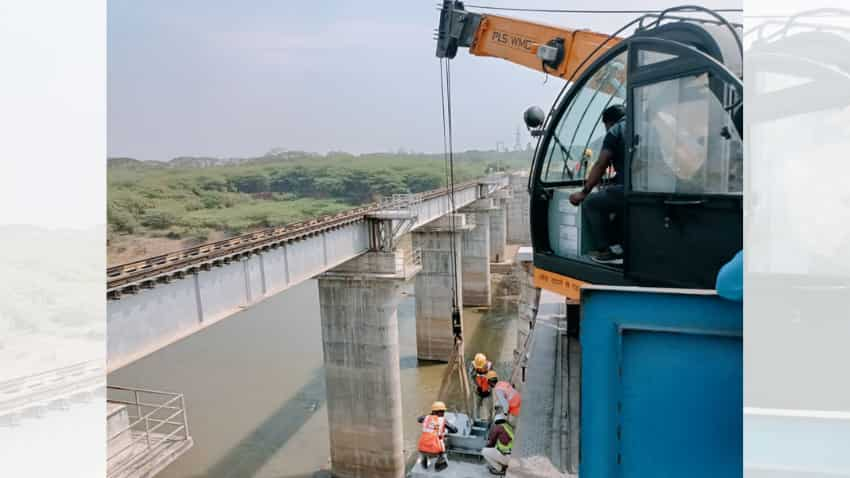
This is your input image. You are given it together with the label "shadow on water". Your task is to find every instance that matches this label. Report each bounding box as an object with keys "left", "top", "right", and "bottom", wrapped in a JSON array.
[
  {"left": 198, "top": 357, "right": 427, "bottom": 478},
  {"left": 164, "top": 282, "right": 517, "bottom": 477},
  {"left": 197, "top": 369, "right": 326, "bottom": 478}
]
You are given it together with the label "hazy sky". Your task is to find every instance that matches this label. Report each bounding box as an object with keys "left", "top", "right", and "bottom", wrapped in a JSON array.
[{"left": 108, "top": 0, "right": 741, "bottom": 161}]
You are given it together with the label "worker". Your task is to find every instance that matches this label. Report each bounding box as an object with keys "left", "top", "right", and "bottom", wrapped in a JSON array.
[
  {"left": 569, "top": 104, "right": 627, "bottom": 265},
  {"left": 487, "top": 371, "right": 521, "bottom": 424},
  {"left": 417, "top": 401, "right": 458, "bottom": 471},
  {"left": 470, "top": 353, "right": 493, "bottom": 421},
  {"left": 481, "top": 413, "right": 514, "bottom": 475}
]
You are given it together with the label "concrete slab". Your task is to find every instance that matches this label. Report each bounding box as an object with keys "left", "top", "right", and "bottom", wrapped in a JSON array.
[
  {"left": 408, "top": 457, "right": 490, "bottom": 478},
  {"left": 512, "top": 316, "right": 558, "bottom": 462}
]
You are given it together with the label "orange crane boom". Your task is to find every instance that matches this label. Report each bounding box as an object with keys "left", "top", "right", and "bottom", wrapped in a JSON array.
[{"left": 436, "top": 1, "right": 621, "bottom": 81}]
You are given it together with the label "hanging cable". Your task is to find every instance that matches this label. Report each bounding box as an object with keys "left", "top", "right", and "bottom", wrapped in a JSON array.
[
  {"left": 439, "top": 60, "right": 451, "bottom": 208},
  {"left": 437, "top": 55, "right": 470, "bottom": 416},
  {"left": 442, "top": 1, "right": 461, "bottom": 313},
  {"left": 446, "top": 60, "right": 460, "bottom": 312},
  {"left": 439, "top": 58, "right": 460, "bottom": 313},
  {"left": 438, "top": 2, "right": 463, "bottom": 341}
]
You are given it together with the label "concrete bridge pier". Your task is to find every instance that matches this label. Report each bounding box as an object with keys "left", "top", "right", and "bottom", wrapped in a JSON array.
[
  {"left": 490, "top": 190, "right": 510, "bottom": 262},
  {"left": 460, "top": 200, "right": 495, "bottom": 307},
  {"left": 318, "top": 250, "right": 420, "bottom": 478},
  {"left": 507, "top": 173, "right": 531, "bottom": 245},
  {"left": 413, "top": 214, "right": 471, "bottom": 362}
]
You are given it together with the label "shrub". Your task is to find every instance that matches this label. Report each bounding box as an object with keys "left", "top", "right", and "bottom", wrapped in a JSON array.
[{"left": 140, "top": 210, "right": 178, "bottom": 229}]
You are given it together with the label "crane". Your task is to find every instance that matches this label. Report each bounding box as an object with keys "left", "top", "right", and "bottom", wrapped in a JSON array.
[
  {"left": 436, "top": 1, "right": 743, "bottom": 293},
  {"left": 430, "top": 4, "right": 745, "bottom": 477}
]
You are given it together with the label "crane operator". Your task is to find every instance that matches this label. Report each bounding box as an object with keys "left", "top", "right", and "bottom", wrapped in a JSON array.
[{"left": 569, "top": 104, "right": 627, "bottom": 265}]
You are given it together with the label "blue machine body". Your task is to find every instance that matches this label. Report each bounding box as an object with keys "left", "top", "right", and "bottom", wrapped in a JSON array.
[{"left": 579, "top": 286, "right": 743, "bottom": 477}]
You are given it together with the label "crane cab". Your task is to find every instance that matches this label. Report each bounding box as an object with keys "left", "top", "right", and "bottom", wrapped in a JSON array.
[{"left": 529, "top": 18, "right": 743, "bottom": 290}]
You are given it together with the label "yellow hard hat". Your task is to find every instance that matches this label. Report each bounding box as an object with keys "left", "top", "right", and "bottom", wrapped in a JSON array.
[
  {"left": 473, "top": 353, "right": 487, "bottom": 369},
  {"left": 431, "top": 401, "right": 447, "bottom": 412},
  {"left": 486, "top": 370, "right": 499, "bottom": 382},
  {"left": 583, "top": 148, "right": 593, "bottom": 158}
]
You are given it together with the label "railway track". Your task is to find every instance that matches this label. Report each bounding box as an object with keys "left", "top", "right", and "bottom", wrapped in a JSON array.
[{"left": 107, "top": 181, "right": 481, "bottom": 292}]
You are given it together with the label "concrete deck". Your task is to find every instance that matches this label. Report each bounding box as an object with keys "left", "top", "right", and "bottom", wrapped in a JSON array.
[
  {"left": 408, "top": 456, "right": 489, "bottom": 478},
  {"left": 505, "top": 289, "right": 578, "bottom": 478}
]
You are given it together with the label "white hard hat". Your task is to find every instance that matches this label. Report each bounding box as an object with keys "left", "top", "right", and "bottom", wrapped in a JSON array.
[{"left": 494, "top": 413, "right": 507, "bottom": 423}]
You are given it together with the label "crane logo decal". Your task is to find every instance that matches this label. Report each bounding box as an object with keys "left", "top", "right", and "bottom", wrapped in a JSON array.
[
  {"left": 491, "top": 31, "right": 535, "bottom": 52},
  {"left": 533, "top": 267, "right": 586, "bottom": 301}
]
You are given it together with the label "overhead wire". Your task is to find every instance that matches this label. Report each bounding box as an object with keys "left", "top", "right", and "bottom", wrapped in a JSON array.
[{"left": 464, "top": 4, "right": 742, "bottom": 14}]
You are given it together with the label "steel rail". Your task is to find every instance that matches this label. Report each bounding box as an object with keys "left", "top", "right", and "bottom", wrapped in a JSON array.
[{"left": 106, "top": 180, "right": 482, "bottom": 291}]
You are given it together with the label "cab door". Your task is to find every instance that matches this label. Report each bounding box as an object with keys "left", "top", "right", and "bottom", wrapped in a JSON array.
[
  {"left": 529, "top": 46, "right": 631, "bottom": 285},
  {"left": 624, "top": 40, "right": 743, "bottom": 288}
]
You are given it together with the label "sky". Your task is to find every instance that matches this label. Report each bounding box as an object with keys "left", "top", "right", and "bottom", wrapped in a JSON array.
[
  {"left": 107, "top": 0, "right": 741, "bottom": 161},
  {"left": 1, "top": 1, "right": 104, "bottom": 227}
]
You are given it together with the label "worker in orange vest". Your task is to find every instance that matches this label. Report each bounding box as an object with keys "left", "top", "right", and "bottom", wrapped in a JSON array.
[
  {"left": 470, "top": 353, "right": 494, "bottom": 421},
  {"left": 488, "top": 372, "right": 521, "bottom": 424},
  {"left": 417, "top": 401, "right": 459, "bottom": 470}
]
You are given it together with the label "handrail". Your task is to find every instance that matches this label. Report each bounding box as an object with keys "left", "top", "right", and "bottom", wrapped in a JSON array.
[
  {"left": 106, "top": 384, "right": 186, "bottom": 396},
  {"left": 107, "top": 385, "right": 191, "bottom": 478}
]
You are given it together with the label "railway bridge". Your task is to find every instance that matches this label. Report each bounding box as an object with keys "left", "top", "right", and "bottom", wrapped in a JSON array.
[{"left": 106, "top": 172, "right": 531, "bottom": 477}]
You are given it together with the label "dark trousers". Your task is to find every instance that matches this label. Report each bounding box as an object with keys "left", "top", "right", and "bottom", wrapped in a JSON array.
[{"left": 582, "top": 185, "right": 624, "bottom": 251}]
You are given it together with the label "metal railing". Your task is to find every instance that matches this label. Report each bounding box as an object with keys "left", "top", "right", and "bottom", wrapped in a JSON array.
[
  {"left": 107, "top": 386, "right": 191, "bottom": 478},
  {"left": 378, "top": 193, "right": 424, "bottom": 210},
  {"left": 106, "top": 180, "right": 485, "bottom": 291}
]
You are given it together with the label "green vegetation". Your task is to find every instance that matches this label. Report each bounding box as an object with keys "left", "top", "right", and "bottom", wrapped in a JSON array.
[{"left": 108, "top": 150, "right": 530, "bottom": 251}]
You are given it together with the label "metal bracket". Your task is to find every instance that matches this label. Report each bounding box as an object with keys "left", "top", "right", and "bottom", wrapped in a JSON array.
[
  {"left": 435, "top": 1, "right": 483, "bottom": 59},
  {"left": 367, "top": 194, "right": 422, "bottom": 251}
]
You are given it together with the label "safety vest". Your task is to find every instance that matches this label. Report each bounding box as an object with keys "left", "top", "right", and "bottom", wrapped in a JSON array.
[
  {"left": 418, "top": 415, "right": 447, "bottom": 454},
  {"left": 473, "top": 364, "right": 492, "bottom": 394},
  {"left": 496, "top": 423, "right": 515, "bottom": 454},
  {"left": 494, "top": 381, "right": 521, "bottom": 416}
]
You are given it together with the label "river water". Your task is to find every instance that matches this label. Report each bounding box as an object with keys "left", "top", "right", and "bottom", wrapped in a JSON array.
[{"left": 109, "top": 279, "right": 517, "bottom": 477}]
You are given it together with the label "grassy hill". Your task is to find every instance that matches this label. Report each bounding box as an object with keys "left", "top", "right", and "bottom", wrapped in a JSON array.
[{"left": 108, "top": 149, "right": 531, "bottom": 264}]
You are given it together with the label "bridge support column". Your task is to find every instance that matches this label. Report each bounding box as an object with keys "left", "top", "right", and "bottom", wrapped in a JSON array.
[
  {"left": 507, "top": 173, "right": 532, "bottom": 244},
  {"left": 460, "top": 200, "right": 494, "bottom": 307},
  {"left": 413, "top": 214, "right": 471, "bottom": 361},
  {"left": 318, "top": 250, "right": 419, "bottom": 478},
  {"left": 490, "top": 191, "right": 510, "bottom": 262}
]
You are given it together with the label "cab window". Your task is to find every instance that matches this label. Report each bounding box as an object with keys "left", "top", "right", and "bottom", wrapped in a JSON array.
[
  {"left": 541, "top": 50, "right": 628, "bottom": 183},
  {"left": 631, "top": 72, "right": 743, "bottom": 194}
]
